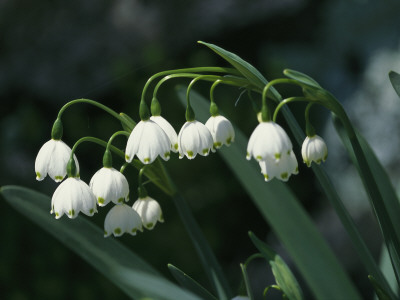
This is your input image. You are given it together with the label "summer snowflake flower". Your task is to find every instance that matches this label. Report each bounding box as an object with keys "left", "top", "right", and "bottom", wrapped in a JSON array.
[
  {"left": 132, "top": 196, "right": 164, "bottom": 230},
  {"left": 125, "top": 120, "right": 171, "bottom": 164},
  {"left": 178, "top": 120, "right": 213, "bottom": 159},
  {"left": 150, "top": 115, "right": 178, "bottom": 152},
  {"left": 51, "top": 177, "right": 97, "bottom": 219},
  {"left": 35, "top": 139, "right": 79, "bottom": 182},
  {"left": 89, "top": 167, "right": 129, "bottom": 206},
  {"left": 301, "top": 135, "right": 328, "bottom": 167},
  {"left": 247, "top": 121, "right": 293, "bottom": 162},
  {"left": 205, "top": 115, "right": 235, "bottom": 149},
  {"left": 259, "top": 150, "right": 298, "bottom": 182},
  {"left": 104, "top": 204, "right": 143, "bottom": 237}
]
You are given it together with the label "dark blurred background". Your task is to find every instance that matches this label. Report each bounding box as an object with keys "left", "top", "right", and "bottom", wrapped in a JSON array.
[{"left": 2, "top": 0, "right": 400, "bottom": 299}]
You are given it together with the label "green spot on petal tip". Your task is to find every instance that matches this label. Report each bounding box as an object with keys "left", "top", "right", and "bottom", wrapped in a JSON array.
[
  {"left": 114, "top": 228, "right": 121, "bottom": 234},
  {"left": 187, "top": 151, "right": 193, "bottom": 157}
]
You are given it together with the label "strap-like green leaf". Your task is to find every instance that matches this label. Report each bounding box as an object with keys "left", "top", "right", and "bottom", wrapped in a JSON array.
[
  {"left": 0, "top": 185, "right": 197, "bottom": 300},
  {"left": 389, "top": 71, "right": 400, "bottom": 98},
  {"left": 177, "top": 87, "right": 361, "bottom": 300},
  {"left": 283, "top": 69, "right": 321, "bottom": 88},
  {"left": 249, "top": 232, "right": 303, "bottom": 300},
  {"left": 168, "top": 264, "right": 218, "bottom": 300}
]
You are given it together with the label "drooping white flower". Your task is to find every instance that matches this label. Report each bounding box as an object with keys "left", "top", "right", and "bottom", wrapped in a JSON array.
[
  {"left": 89, "top": 167, "right": 129, "bottom": 206},
  {"left": 178, "top": 120, "right": 213, "bottom": 159},
  {"left": 125, "top": 120, "right": 171, "bottom": 164},
  {"left": 205, "top": 115, "right": 235, "bottom": 149},
  {"left": 259, "top": 150, "right": 298, "bottom": 182},
  {"left": 247, "top": 121, "right": 293, "bottom": 162},
  {"left": 35, "top": 139, "right": 79, "bottom": 182},
  {"left": 132, "top": 196, "right": 164, "bottom": 230},
  {"left": 104, "top": 204, "right": 143, "bottom": 237},
  {"left": 301, "top": 135, "right": 328, "bottom": 167},
  {"left": 51, "top": 177, "right": 97, "bottom": 219},
  {"left": 150, "top": 115, "right": 178, "bottom": 152}
]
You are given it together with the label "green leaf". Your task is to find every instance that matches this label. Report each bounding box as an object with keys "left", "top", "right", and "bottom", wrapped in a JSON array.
[
  {"left": 369, "top": 275, "right": 392, "bottom": 300},
  {"left": 168, "top": 264, "right": 218, "bottom": 300},
  {"left": 172, "top": 194, "right": 233, "bottom": 300},
  {"left": 0, "top": 185, "right": 197, "bottom": 300},
  {"left": 249, "top": 232, "right": 303, "bottom": 300},
  {"left": 176, "top": 87, "right": 362, "bottom": 300},
  {"left": 198, "top": 41, "right": 281, "bottom": 101},
  {"left": 283, "top": 69, "right": 321, "bottom": 88},
  {"left": 389, "top": 71, "right": 400, "bottom": 98}
]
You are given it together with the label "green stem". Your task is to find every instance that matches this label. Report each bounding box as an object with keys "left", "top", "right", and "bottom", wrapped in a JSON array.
[
  {"left": 106, "top": 131, "right": 130, "bottom": 151},
  {"left": 304, "top": 103, "right": 316, "bottom": 137},
  {"left": 57, "top": 98, "right": 126, "bottom": 124},
  {"left": 272, "top": 96, "right": 309, "bottom": 122},
  {"left": 240, "top": 263, "right": 254, "bottom": 300},
  {"left": 141, "top": 67, "right": 241, "bottom": 103}
]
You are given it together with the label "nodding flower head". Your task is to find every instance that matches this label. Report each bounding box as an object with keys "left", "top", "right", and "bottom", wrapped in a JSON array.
[
  {"left": 301, "top": 135, "right": 328, "bottom": 167},
  {"left": 132, "top": 196, "right": 164, "bottom": 230},
  {"left": 90, "top": 167, "right": 129, "bottom": 207},
  {"left": 150, "top": 115, "right": 178, "bottom": 152},
  {"left": 246, "top": 121, "right": 293, "bottom": 162},
  {"left": 259, "top": 150, "right": 298, "bottom": 182},
  {"left": 178, "top": 120, "right": 213, "bottom": 159},
  {"left": 205, "top": 115, "right": 235, "bottom": 150},
  {"left": 51, "top": 177, "right": 97, "bottom": 219},
  {"left": 125, "top": 120, "right": 171, "bottom": 164},
  {"left": 35, "top": 139, "right": 79, "bottom": 183},
  {"left": 104, "top": 204, "right": 143, "bottom": 237}
]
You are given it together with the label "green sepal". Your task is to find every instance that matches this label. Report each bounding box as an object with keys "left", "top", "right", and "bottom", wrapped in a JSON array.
[
  {"left": 305, "top": 120, "right": 316, "bottom": 137},
  {"left": 67, "top": 157, "right": 78, "bottom": 178},
  {"left": 51, "top": 118, "right": 63, "bottom": 140},
  {"left": 151, "top": 97, "right": 162, "bottom": 116},
  {"left": 138, "top": 185, "right": 148, "bottom": 198},
  {"left": 368, "top": 275, "right": 392, "bottom": 300},
  {"left": 103, "top": 149, "right": 113, "bottom": 168},
  {"left": 186, "top": 105, "right": 195, "bottom": 122},
  {"left": 139, "top": 100, "right": 150, "bottom": 121},
  {"left": 209, "top": 102, "right": 219, "bottom": 117},
  {"left": 119, "top": 113, "right": 136, "bottom": 133}
]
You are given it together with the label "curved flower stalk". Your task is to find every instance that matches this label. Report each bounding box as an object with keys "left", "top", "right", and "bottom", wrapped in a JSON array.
[
  {"left": 150, "top": 115, "right": 178, "bottom": 152},
  {"left": 51, "top": 177, "right": 97, "bottom": 219},
  {"left": 132, "top": 196, "right": 164, "bottom": 230},
  {"left": 178, "top": 120, "right": 214, "bottom": 159},
  {"left": 104, "top": 204, "right": 143, "bottom": 237},
  {"left": 90, "top": 167, "right": 129, "bottom": 206},
  {"left": 125, "top": 119, "right": 171, "bottom": 164},
  {"left": 205, "top": 115, "right": 235, "bottom": 149},
  {"left": 259, "top": 150, "right": 298, "bottom": 182},
  {"left": 35, "top": 139, "right": 79, "bottom": 182},
  {"left": 301, "top": 135, "right": 328, "bottom": 167},
  {"left": 246, "top": 121, "right": 293, "bottom": 162}
]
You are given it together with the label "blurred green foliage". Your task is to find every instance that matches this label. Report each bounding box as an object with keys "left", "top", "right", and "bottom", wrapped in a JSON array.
[{"left": 1, "top": 0, "right": 400, "bottom": 299}]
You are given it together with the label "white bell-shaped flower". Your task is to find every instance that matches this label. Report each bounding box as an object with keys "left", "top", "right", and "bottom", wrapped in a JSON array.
[
  {"left": 301, "top": 135, "right": 328, "bottom": 167},
  {"left": 150, "top": 115, "right": 178, "bottom": 152},
  {"left": 178, "top": 120, "right": 213, "bottom": 159},
  {"left": 125, "top": 120, "right": 171, "bottom": 164},
  {"left": 90, "top": 167, "right": 129, "bottom": 206},
  {"left": 132, "top": 196, "right": 164, "bottom": 230},
  {"left": 104, "top": 204, "right": 143, "bottom": 237},
  {"left": 35, "top": 139, "right": 79, "bottom": 182},
  {"left": 247, "top": 121, "right": 293, "bottom": 162},
  {"left": 259, "top": 150, "right": 298, "bottom": 182},
  {"left": 205, "top": 115, "right": 235, "bottom": 149},
  {"left": 51, "top": 177, "right": 97, "bottom": 219}
]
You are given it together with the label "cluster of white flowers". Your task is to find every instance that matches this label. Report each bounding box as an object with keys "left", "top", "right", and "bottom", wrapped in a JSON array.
[
  {"left": 125, "top": 114, "right": 235, "bottom": 163},
  {"left": 35, "top": 96, "right": 328, "bottom": 237},
  {"left": 246, "top": 121, "right": 328, "bottom": 181},
  {"left": 35, "top": 138, "right": 164, "bottom": 238}
]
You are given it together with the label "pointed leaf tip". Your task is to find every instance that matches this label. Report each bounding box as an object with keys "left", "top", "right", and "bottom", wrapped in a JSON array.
[{"left": 389, "top": 70, "right": 400, "bottom": 98}]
